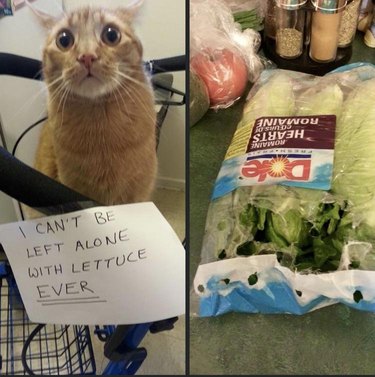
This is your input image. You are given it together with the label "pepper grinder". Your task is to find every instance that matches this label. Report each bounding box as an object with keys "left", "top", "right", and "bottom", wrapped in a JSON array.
[
  {"left": 310, "top": 0, "right": 347, "bottom": 63},
  {"left": 275, "top": 0, "right": 307, "bottom": 59}
]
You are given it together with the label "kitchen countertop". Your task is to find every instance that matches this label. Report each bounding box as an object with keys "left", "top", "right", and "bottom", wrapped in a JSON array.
[{"left": 190, "top": 33, "right": 375, "bottom": 375}]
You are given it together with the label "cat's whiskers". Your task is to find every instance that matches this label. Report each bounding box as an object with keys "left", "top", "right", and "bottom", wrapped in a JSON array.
[
  {"left": 31, "top": 68, "right": 44, "bottom": 80},
  {"left": 46, "top": 75, "right": 66, "bottom": 90},
  {"left": 50, "top": 83, "right": 70, "bottom": 116},
  {"left": 116, "top": 80, "right": 156, "bottom": 124},
  {"left": 115, "top": 70, "right": 151, "bottom": 90},
  {"left": 107, "top": 77, "right": 154, "bottom": 125},
  {"left": 133, "top": 90, "right": 156, "bottom": 124},
  {"left": 109, "top": 76, "right": 130, "bottom": 110},
  {"left": 45, "top": 77, "right": 69, "bottom": 111},
  {"left": 49, "top": 79, "right": 69, "bottom": 106},
  {"left": 21, "top": 76, "right": 67, "bottom": 124},
  {"left": 117, "top": 66, "right": 147, "bottom": 75},
  {"left": 5, "top": 75, "right": 65, "bottom": 126},
  {"left": 118, "top": 65, "right": 153, "bottom": 79},
  {"left": 112, "top": 84, "right": 129, "bottom": 115},
  {"left": 58, "top": 86, "right": 71, "bottom": 129},
  {"left": 112, "top": 77, "right": 137, "bottom": 105},
  {"left": 112, "top": 88, "right": 122, "bottom": 113},
  {"left": 115, "top": 79, "right": 140, "bottom": 105},
  {"left": 55, "top": 83, "right": 70, "bottom": 115}
]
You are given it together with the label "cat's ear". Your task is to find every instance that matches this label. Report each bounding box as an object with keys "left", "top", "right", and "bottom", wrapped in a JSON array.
[
  {"left": 117, "top": 0, "right": 144, "bottom": 22},
  {"left": 26, "top": 0, "right": 59, "bottom": 29}
]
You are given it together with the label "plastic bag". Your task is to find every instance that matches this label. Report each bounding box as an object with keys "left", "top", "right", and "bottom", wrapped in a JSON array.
[
  {"left": 190, "top": 0, "right": 264, "bottom": 110},
  {"left": 193, "top": 63, "right": 375, "bottom": 317},
  {"left": 224, "top": 0, "right": 266, "bottom": 32},
  {"left": 190, "top": 70, "right": 210, "bottom": 127},
  {"left": 224, "top": 0, "right": 267, "bottom": 17}
]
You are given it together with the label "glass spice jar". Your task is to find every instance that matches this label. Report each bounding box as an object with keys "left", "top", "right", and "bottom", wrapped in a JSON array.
[
  {"left": 310, "top": 0, "right": 347, "bottom": 63},
  {"left": 338, "top": 0, "right": 361, "bottom": 48},
  {"left": 275, "top": 0, "right": 307, "bottom": 59},
  {"left": 265, "top": 0, "right": 277, "bottom": 39}
]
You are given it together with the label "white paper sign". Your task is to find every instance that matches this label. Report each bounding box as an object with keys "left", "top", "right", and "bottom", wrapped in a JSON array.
[{"left": 0, "top": 202, "right": 185, "bottom": 325}]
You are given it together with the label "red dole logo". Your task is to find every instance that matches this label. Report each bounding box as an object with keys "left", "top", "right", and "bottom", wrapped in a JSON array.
[{"left": 241, "top": 156, "right": 311, "bottom": 183}]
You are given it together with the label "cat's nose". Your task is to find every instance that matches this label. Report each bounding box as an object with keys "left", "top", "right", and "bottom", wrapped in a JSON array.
[{"left": 77, "top": 54, "right": 97, "bottom": 70}]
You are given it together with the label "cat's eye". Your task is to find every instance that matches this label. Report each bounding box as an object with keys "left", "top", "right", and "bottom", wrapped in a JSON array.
[
  {"left": 56, "top": 30, "right": 75, "bottom": 51},
  {"left": 101, "top": 26, "right": 121, "bottom": 46}
]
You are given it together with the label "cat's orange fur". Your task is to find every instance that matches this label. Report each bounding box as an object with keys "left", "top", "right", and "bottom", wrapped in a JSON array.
[{"left": 32, "top": 3, "right": 157, "bottom": 206}]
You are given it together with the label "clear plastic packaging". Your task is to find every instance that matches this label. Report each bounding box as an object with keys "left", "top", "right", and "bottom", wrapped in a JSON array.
[
  {"left": 275, "top": 0, "right": 307, "bottom": 59},
  {"left": 224, "top": 0, "right": 267, "bottom": 16},
  {"left": 309, "top": 0, "right": 346, "bottom": 63},
  {"left": 225, "top": 0, "right": 267, "bottom": 31},
  {"left": 338, "top": 0, "right": 361, "bottom": 48},
  {"left": 190, "top": 0, "right": 265, "bottom": 110},
  {"left": 193, "top": 63, "right": 375, "bottom": 316}
]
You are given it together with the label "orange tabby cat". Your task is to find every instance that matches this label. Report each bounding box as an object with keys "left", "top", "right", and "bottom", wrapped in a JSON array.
[{"left": 31, "top": 2, "right": 157, "bottom": 206}]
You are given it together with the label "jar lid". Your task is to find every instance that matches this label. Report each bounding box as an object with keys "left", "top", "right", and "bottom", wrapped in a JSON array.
[
  {"left": 311, "top": 0, "right": 347, "bottom": 13},
  {"left": 276, "top": 0, "right": 307, "bottom": 9}
]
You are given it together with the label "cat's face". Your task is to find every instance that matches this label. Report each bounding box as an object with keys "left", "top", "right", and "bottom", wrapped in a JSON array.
[{"left": 41, "top": 7, "right": 143, "bottom": 100}]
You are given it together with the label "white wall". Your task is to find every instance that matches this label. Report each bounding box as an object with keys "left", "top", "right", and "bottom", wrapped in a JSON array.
[
  {"left": 0, "top": 0, "right": 185, "bottom": 223},
  {"left": 0, "top": 0, "right": 61, "bottom": 223}
]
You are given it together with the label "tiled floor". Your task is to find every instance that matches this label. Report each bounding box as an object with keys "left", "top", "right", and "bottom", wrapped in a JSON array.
[{"left": 92, "top": 187, "right": 186, "bottom": 375}]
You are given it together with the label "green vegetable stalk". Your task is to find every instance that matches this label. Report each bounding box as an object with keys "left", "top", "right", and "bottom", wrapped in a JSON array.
[{"left": 233, "top": 9, "right": 264, "bottom": 31}]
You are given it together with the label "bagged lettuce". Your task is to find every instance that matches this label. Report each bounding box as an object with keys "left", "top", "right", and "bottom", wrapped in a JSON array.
[
  {"left": 238, "top": 72, "right": 296, "bottom": 127},
  {"left": 333, "top": 78, "right": 375, "bottom": 224},
  {"left": 194, "top": 64, "right": 375, "bottom": 316}
]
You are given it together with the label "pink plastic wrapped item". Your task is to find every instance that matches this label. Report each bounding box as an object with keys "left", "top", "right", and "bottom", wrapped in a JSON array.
[{"left": 190, "top": 0, "right": 264, "bottom": 110}]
